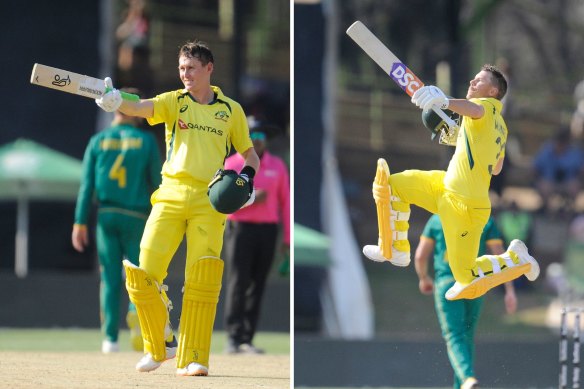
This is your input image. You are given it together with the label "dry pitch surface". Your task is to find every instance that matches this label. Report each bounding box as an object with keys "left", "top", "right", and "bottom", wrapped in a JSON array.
[{"left": 1, "top": 351, "right": 289, "bottom": 389}]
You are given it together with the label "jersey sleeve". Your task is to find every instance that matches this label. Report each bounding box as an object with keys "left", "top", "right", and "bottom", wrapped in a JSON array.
[
  {"left": 230, "top": 103, "right": 253, "bottom": 154},
  {"left": 146, "top": 92, "right": 175, "bottom": 126},
  {"left": 421, "top": 214, "right": 441, "bottom": 241},
  {"left": 74, "top": 136, "right": 98, "bottom": 225}
]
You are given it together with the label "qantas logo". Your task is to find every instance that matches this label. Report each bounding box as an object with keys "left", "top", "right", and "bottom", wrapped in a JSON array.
[
  {"left": 177, "top": 119, "right": 223, "bottom": 136},
  {"left": 389, "top": 63, "right": 422, "bottom": 96}
]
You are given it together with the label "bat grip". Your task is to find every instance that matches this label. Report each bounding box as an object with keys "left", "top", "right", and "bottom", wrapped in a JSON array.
[
  {"left": 104, "top": 86, "right": 140, "bottom": 102},
  {"left": 120, "top": 91, "right": 140, "bottom": 102},
  {"left": 432, "top": 105, "right": 458, "bottom": 129}
]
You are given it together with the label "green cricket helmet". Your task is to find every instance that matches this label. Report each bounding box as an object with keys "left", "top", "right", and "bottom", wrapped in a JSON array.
[
  {"left": 207, "top": 169, "right": 251, "bottom": 214},
  {"left": 421, "top": 107, "right": 461, "bottom": 145}
]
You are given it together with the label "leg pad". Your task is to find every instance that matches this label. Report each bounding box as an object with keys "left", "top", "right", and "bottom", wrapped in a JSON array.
[
  {"left": 373, "top": 158, "right": 393, "bottom": 259},
  {"left": 176, "top": 257, "right": 224, "bottom": 369},
  {"left": 124, "top": 260, "right": 170, "bottom": 361}
]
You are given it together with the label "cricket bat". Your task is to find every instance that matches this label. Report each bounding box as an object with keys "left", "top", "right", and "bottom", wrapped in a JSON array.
[
  {"left": 346, "top": 21, "right": 457, "bottom": 128},
  {"left": 30, "top": 63, "right": 139, "bottom": 101}
]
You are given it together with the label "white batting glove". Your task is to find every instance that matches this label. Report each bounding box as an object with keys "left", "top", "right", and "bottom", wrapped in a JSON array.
[
  {"left": 243, "top": 187, "right": 256, "bottom": 208},
  {"left": 95, "top": 77, "right": 122, "bottom": 112},
  {"left": 239, "top": 173, "right": 256, "bottom": 208},
  {"left": 411, "top": 86, "right": 449, "bottom": 111}
]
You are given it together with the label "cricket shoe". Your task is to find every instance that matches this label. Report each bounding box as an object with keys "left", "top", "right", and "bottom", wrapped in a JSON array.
[
  {"left": 101, "top": 340, "right": 120, "bottom": 354},
  {"left": 445, "top": 239, "right": 540, "bottom": 300},
  {"left": 238, "top": 343, "right": 265, "bottom": 354},
  {"left": 461, "top": 377, "right": 479, "bottom": 389},
  {"left": 508, "top": 239, "right": 540, "bottom": 281},
  {"left": 135, "top": 336, "right": 178, "bottom": 372},
  {"left": 362, "top": 244, "right": 410, "bottom": 267},
  {"left": 176, "top": 362, "right": 209, "bottom": 377}
]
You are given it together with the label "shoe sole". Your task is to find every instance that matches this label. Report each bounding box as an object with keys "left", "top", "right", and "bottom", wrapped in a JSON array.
[
  {"left": 446, "top": 263, "right": 531, "bottom": 300},
  {"left": 362, "top": 246, "right": 410, "bottom": 267}
]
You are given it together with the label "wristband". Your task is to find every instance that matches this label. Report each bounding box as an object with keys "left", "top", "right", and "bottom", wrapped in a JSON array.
[{"left": 240, "top": 165, "right": 256, "bottom": 179}]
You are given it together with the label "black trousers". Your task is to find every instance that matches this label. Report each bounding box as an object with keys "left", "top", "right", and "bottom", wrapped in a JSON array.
[{"left": 224, "top": 221, "right": 279, "bottom": 344}]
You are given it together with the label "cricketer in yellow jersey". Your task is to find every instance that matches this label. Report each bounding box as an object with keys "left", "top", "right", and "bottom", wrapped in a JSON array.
[
  {"left": 363, "top": 64, "right": 540, "bottom": 300},
  {"left": 95, "top": 40, "right": 260, "bottom": 377}
]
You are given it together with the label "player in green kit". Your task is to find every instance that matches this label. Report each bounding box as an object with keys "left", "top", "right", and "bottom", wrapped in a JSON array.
[
  {"left": 415, "top": 215, "right": 517, "bottom": 389},
  {"left": 95, "top": 40, "right": 260, "bottom": 376},
  {"left": 72, "top": 88, "right": 162, "bottom": 354}
]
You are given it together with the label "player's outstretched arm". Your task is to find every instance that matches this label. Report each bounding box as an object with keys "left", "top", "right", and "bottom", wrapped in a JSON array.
[{"left": 95, "top": 77, "right": 153, "bottom": 118}]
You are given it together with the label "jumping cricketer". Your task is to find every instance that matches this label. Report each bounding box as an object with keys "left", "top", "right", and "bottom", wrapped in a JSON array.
[{"left": 363, "top": 64, "right": 540, "bottom": 300}]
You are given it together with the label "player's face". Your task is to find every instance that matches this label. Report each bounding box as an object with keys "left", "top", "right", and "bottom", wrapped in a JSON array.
[
  {"left": 466, "top": 70, "right": 497, "bottom": 99},
  {"left": 178, "top": 55, "right": 213, "bottom": 92}
]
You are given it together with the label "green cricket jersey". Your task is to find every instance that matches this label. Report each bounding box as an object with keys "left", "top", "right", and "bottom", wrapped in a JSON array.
[{"left": 74, "top": 124, "right": 162, "bottom": 225}]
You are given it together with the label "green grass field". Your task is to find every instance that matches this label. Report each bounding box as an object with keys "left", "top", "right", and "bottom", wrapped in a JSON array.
[{"left": 0, "top": 328, "right": 290, "bottom": 354}]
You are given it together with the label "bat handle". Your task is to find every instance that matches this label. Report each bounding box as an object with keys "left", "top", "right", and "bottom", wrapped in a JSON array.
[
  {"left": 104, "top": 86, "right": 140, "bottom": 102},
  {"left": 120, "top": 91, "right": 140, "bottom": 102},
  {"left": 432, "top": 105, "right": 458, "bottom": 130}
]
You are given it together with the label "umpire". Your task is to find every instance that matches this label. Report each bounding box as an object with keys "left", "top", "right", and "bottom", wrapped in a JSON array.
[{"left": 223, "top": 117, "right": 290, "bottom": 353}]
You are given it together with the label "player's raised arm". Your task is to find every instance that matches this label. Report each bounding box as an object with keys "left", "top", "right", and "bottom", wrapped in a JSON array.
[{"left": 95, "top": 77, "right": 154, "bottom": 118}]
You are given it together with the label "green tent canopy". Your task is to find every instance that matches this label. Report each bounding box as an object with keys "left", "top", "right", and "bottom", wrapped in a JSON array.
[
  {"left": 0, "top": 138, "right": 83, "bottom": 200},
  {"left": 294, "top": 223, "right": 331, "bottom": 267},
  {"left": 0, "top": 138, "right": 83, "bottom": 278}
]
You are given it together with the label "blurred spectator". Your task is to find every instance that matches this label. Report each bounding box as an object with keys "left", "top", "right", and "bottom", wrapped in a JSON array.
[
  {"left": 116, "top": 0, "right": 152, "bottom": 94},
  {"left": 496, "top": 200, "right": 533, "bottom": 247},
  {"left": 532, "top": 126, "right": 584, "bottom": 214},
  {"left": 223, "top": 117, "right": 290, "bottom": 354}
]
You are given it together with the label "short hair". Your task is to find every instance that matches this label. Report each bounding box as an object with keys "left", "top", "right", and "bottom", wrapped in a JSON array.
[
  {"left": 481, "top": 64, "right": 508, "bottom": 100},
  {"left": 178, "top": 40, "right": 214, "bottom": 65}
]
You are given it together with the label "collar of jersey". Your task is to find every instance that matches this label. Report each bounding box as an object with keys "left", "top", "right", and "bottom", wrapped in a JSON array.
[{"left": 179, "top": 86, "right": 224, "bottom": 105}]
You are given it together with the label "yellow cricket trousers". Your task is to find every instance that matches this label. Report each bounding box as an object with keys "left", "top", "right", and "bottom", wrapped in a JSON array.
[
  {"left": 139, "top": 177, "right": 227, "bottom": 283},
  {"left": 389, "top": 170, "right": 491, "bottom": 284}
]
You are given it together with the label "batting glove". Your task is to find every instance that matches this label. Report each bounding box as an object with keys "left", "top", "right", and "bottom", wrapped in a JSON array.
[
  {"left": 95, "top": 77, "right": 122, "bottom": 112},
  {"left": 411, "top": 86, "right": 449, "bottom": 111},
  {"left": 239, "top": 173, "right": 256, "bottom": 208}
]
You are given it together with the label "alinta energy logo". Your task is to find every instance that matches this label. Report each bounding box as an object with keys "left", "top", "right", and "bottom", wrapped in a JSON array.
[{"left": 215, "top": 111, "right": 229, "bottom": 122}]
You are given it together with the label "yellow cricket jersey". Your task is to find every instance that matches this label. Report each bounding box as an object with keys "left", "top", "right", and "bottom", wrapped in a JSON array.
[
  {"left": 146, "top": 86, "right": 253, "bottom": 183},
  {"left": 443, "top": 98, "right": 507, "bottom": 200}
]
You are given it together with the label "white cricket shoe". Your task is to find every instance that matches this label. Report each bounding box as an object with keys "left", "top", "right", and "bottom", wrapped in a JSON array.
[
  {"left": 135, "top": 336, "right": 177, "bottom": 372},
  {"left": 461, "top": 377, "right": 479, "bottom": 389},
  {"left": 508, "top": 239, "right": 540, "bottom": 281},
  {"left": 102, "top": 340, "right": 120, "bottom": 354},
  {"left": 176, "top": 362, "right": 209, "bottom": 377},
  {"left": 362, "top": 245, "right": 410, "bottom": 267}
]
